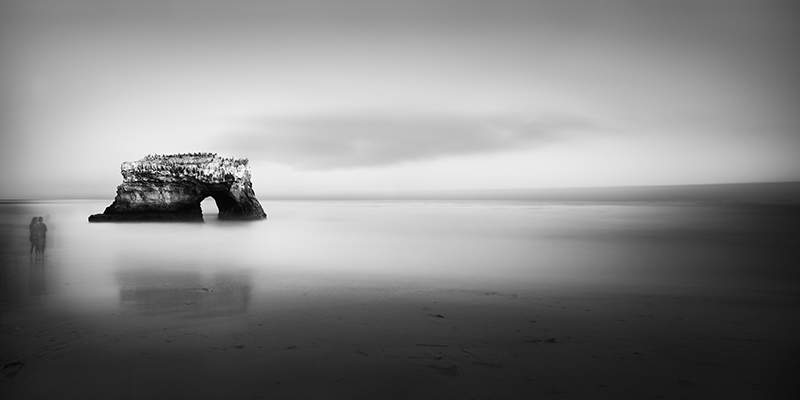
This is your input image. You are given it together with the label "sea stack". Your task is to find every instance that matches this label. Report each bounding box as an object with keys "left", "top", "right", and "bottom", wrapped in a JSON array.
[{"left": 89, "top": 153, "right": 267, "bottom": 222}]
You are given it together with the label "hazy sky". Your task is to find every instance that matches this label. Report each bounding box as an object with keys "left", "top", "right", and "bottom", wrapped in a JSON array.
[{"left": 2, "top": 0, "right": 799, "bottom": 198}]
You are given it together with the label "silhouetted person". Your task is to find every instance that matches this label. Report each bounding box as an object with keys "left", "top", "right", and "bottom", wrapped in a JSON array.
[
  {"left": 29, "top": 217, "right": 38, "bottom": 257},
  {"left": 33, "top": 216, "right": 47, "bottom": 259}
]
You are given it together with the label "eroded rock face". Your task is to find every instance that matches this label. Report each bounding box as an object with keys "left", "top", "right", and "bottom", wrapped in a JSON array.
[{"left": 89, "top": 153, "right": 267, "bottom": 222}]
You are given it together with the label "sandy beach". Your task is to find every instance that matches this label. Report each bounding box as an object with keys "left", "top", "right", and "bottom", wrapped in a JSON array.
[
  {"left": 2, "top": 275, "right": 798, "bottom": 399},
  {"left": 2, "top": 199, "right": 799, "bottom": 399}
]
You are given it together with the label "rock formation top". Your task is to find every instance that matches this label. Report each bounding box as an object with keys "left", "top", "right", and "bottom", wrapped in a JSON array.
[
  {"left": 120, "top": 153, "right": 251, "bottom": 184},
  {"left": 89, "top": 153, "right": 267, "bottom": 222}
]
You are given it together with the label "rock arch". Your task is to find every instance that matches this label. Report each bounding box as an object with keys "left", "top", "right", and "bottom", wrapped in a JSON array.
[{"left": 89, "top": 153, "right": 267, "bottom": 222}]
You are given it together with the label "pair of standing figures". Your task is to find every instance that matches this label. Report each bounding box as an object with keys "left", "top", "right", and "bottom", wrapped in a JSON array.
[{"left": 30, "top": 216, "right": 48, "bottom": 259}]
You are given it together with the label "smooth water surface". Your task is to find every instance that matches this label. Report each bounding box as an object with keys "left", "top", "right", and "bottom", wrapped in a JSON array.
[{"left": 1, "top": 199, "right": 798, "bottom": 316}]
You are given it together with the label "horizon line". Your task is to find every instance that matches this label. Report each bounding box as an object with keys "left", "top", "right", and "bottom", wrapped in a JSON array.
[{"left": 3, "top": 181, "right": 799, "bottom": 203}]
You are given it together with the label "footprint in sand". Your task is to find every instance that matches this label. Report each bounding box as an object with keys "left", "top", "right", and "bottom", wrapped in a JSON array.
[
  {"left": 427, "top": 364, "right": 460, "bottom": 376},
  {"left": 3, "top": 361, "right": 24, "bottom": 378}
]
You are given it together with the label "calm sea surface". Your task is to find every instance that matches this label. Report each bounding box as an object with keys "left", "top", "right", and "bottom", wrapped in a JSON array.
[{"left": 1, "top": 198, "right": 798, "bottom": 314}]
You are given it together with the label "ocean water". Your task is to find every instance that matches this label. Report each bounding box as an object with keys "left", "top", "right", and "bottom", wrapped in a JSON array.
[{"left": 1, "top": 193, "right": 798, "bottom": 316}]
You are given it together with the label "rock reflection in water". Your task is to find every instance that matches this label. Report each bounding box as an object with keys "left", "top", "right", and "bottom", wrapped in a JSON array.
[{"left": 116, "top": 269, "right": 251, "bottom": 317}]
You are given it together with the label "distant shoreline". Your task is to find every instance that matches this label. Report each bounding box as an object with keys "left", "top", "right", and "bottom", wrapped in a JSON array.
[
  {"left": 251, "top": 181, "right": 800, "bottom": 204},
  {"left": 3, "top": 181, "right": 800, "bottom": 204}
]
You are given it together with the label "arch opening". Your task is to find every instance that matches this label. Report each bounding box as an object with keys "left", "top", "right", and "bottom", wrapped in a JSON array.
[
  {"left": 200, "top": 197, "right": 219, "bottom": 217},
  {"left": 199, "top": 192, "right": 245, "bottom": 220}
]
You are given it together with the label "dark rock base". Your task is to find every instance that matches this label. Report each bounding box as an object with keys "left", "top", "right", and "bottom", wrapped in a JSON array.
[{"left": 88, "top": 212, "right": 204, "bottom": 223}]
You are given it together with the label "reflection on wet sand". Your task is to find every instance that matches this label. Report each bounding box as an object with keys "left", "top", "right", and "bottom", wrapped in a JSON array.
[
  {"left": 28, "top": 259, "right": 46, "bottom": 297},
  {"left": 116, "top": 269, "right": 251, "bottom": 317}
]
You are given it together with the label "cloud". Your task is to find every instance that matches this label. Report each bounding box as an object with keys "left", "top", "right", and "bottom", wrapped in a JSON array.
[{"left": 222, "top": 112, "right": 594, "bottom": 169}]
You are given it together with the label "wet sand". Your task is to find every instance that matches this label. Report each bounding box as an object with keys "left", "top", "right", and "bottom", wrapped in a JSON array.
[
  {"left": 2, "top": 198, "right": 799, "bottom": 398},
  {"left": 2, "top": 275, "right": 798, "bottom": 399}
]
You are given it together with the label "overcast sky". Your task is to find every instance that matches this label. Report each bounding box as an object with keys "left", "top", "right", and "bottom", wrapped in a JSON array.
[{"left": 1, "top": 0, "right": 799, "bottom": 198}]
